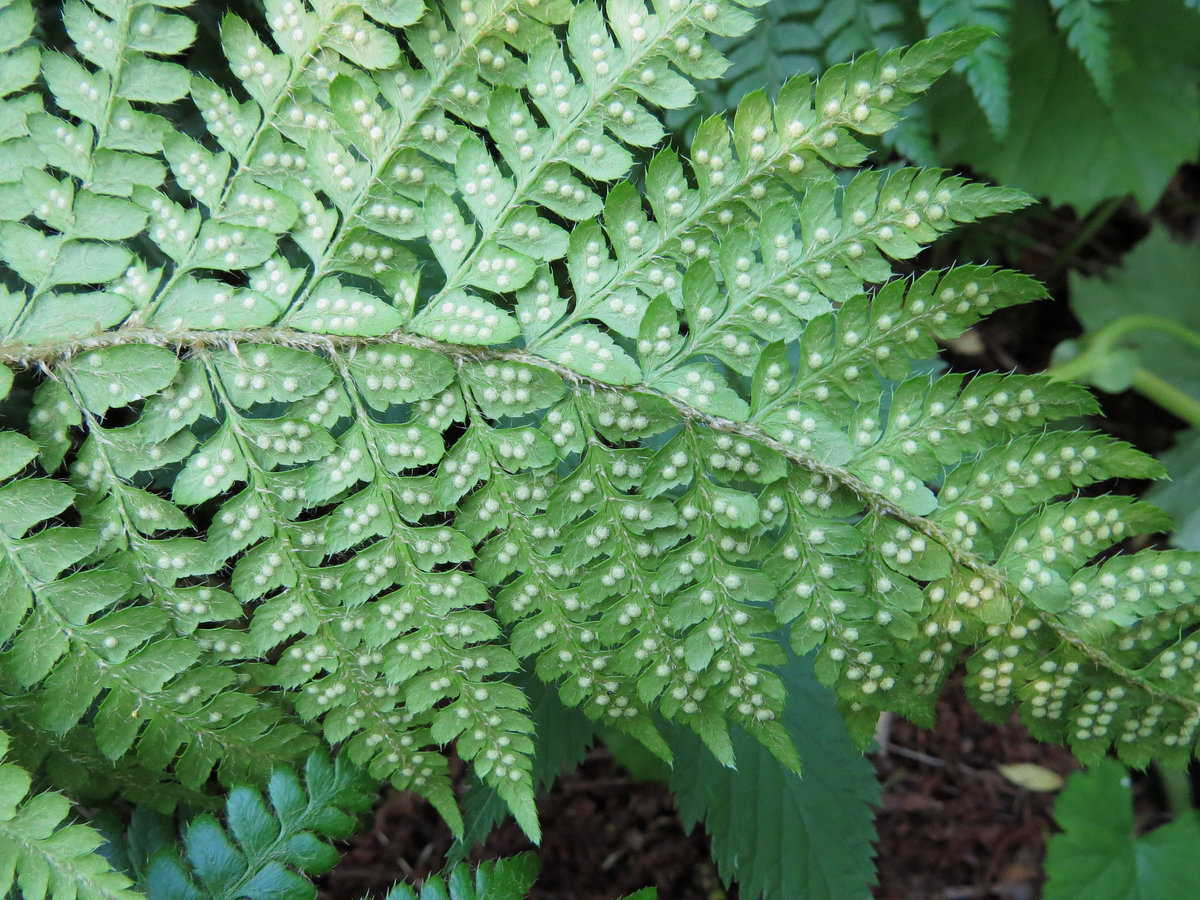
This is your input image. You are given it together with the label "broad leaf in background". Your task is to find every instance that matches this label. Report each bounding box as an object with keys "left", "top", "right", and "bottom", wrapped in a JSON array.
[
  {"left": 1146, "top": 430, "right": 1200, "bottom": 551},
  {"left": 671, "top": 0, "right": 1200, "bottom": 214},
  {"left": 1043, "top": 759, "right": 1200, "bottom": 899},
  {"left": 919, "top": 0, "right": 1013, "bottom": 136},
  {"left": 927, "top": 0, "right": 1200, "bottom": 212},
  {"left": 670, "top": 655, "right": 879, "bottom": 900},
  {"left": 1064, "top": 226, "right": 1200, "bottom": 399}
]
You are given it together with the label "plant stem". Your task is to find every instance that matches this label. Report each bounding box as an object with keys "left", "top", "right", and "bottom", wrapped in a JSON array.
[
  {"left": 1057, "top": 315, "right": 1200, "bottom": 378},
  {"left": 1130, "top": 367, "right": 1200, "bottom": 429},
  {"left": 1046, "top": 194, "right": 1125, "bottom": 279},
  {"left": 1047, "top": 314, "right": 1200, "bottom": 427},
  {"left": 1155, "top": 761, "right": 1195, "bottom": 815}
]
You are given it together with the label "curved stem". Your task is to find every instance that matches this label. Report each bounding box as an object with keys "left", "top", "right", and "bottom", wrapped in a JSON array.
[
  {"left": 1045, "top": 194, "right": 1124, "bottom": 279},
  {"left": 1047, "top": 314, "right": 1200, "bottom": 427},
  {"left": 1131, "top": 367, "right": 1200, "bottom": 429}
]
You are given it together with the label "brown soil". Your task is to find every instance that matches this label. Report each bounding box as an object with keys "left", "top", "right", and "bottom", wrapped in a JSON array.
[
  {"left": 871, "top": 679, "right": 1077, "bottom": 900},
  {"left": 323, "top": 751, "right": 731, "bottom": 900}
]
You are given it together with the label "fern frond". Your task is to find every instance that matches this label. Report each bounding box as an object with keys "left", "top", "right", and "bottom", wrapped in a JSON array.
[
  {"left": 122, "top": 755, "right": 567, "bottom": 900},
  {"left": 3, "top": 0, "right": 1200, "bottom": 846},
  {"left": 114, "top": 750, "right": 627, "bottom": 900},
  {"left": 128, "top": 752, "right": 372, "bottom": 900},
  {"left": 364, "top": 853, "right": 650, "bottom": 900},
  {"left": 1049, "top": 0, "right": 1115, "bottom": 101},
  {"left": 0, "top": 694, "right": 286, "bottom": 813},
  {"left": 687, "top": 0, "right": 1125, "bottom": 150},
  {"left": 0, "top": 365, "right": 314, "bottom": 791},
  {"left": 0, "top": 731, "right": 141, "bottom": 900},
  {"left": 366, "top": 854, "right": 540, "bottom": 900},
  {"left": 919, "top": 0, "right": 1012, "bottom": 134}
]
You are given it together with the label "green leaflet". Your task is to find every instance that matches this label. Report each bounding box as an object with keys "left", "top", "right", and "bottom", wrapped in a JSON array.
[
  {"left": 453, "top": 674, "right": 596, "bottom": 856},
  {"left": 129, "top": 752, "right": 374, "bottom": 900},
  {"left": 362, "top": 856, "right": 541, "bottom": 900},
  {"left": 920, "top": 0, "right": 1011, "bottom": 134},
  {"left": 1044, "top": 759, "right": 1200, "bottom": 899},
  {"left": 1049, "top": 0, "right": 1116, "bottom": 101},
  {"left": 0, "top": 731, "right": 141, "bottom": 900},
  {"left": 285, "top": 277, "right": 409, "bottom": 336},
  {"left": 64, "top": 345, "right": 179, "bottom": 414}
]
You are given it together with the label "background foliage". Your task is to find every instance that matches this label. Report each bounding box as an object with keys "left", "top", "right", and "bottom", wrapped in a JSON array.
[
  {"left": 681, "top": 0, "right": 1200, "bottom": 212},
  {"left": 1044, "top": 760, "right": 1200, "bottom": 899}
]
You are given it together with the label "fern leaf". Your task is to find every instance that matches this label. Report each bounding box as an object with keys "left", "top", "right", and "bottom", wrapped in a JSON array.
[
  {"left": 920, "top": 0, "right": 1013, "bottom": 135},
  {"left": 121, "top": 761, "right": 636, "bottom": 900},
  {"left": 2, "top": 0, "right": 191, "bottom": 333},
  {"left": 1049, "top": 0, "right": 1115, "bottom": 100},
  {"left": 923, "top": 0, "right": 1200, "bottom": 211},
  {"left": 1, "top": 349, "right": 311, "bottom": 790},
  {"left": 3, "top": 0, "right": 1200, "bottom": 856},
  {"left": 0, "top": 731, "right": 141, "bottom": 900},
  {"left": 369, "top": 855, "right": 540, "bottom": 900},
  {"left": 369, "top": 855, "right": 652, "bottom": 900},
  {"left": 0, "top": 700, "right": 298, "bottom": 813},
  {"left": 455, "top": 675, "right": 595, "bottom": 854},
  {"left": 132, "top": 752, "right": 372, "bottom": 900},
  {"left": 672, "top": 0, "right": 913, "bottom": 125}
]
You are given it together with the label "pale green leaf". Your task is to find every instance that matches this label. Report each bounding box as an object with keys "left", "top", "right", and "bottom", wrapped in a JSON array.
[
  {"left": 151, "top": 277, "right": 280, "bottom": 330},
  {"left": 997, "top": 762, "right": 1064, "bottom": 792},
  {"left": 67, "top": 345, "right": 180, "bottom": 414},
  {"left": 0, "top": 0, "right": 34, "bottom": 55},
  {"left": 411, "top": 292, "right": 520, "bottom": 344},
  {"left": 285, "top": 277, "right": 407, "bottom": 335},
  {"left": 117, "top": 54, "right": 191, "bottom": 103},
  {"left": 653, "top": 362, "right": 748, "bottom": 420},
  {"left": 1045, "top": 760, "right": 1200, "bottom": 899},
  {"left": 39, "top": 51, "right": 110, "bottom": 124},
  {"left": 1066, "top": 226, "right": 1200, "bottom": 400},
  {"left": 0, "top": 432, "right": 37, "bottom": 481},
  {"left": 0, "top": 479, "right": 74, "bottom": 537},
  {"left": 16, "top": 292, "right": 133, "bottom": 342},
  {"left": 538, "top": 325, "right": 642, "bottom": 385}
]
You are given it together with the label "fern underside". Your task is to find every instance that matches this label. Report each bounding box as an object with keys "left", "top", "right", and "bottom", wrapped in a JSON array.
[{"left": 0, "top": 0, "right": 1198, "bottom": 871}]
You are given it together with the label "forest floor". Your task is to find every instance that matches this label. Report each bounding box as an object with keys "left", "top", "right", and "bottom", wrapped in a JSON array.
[
  {"left": 320, "top": 167, "right": 1200, "bottom": 900},
  {"left": 320, "top": 680, "right": 1083, "bottom": 900}
]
